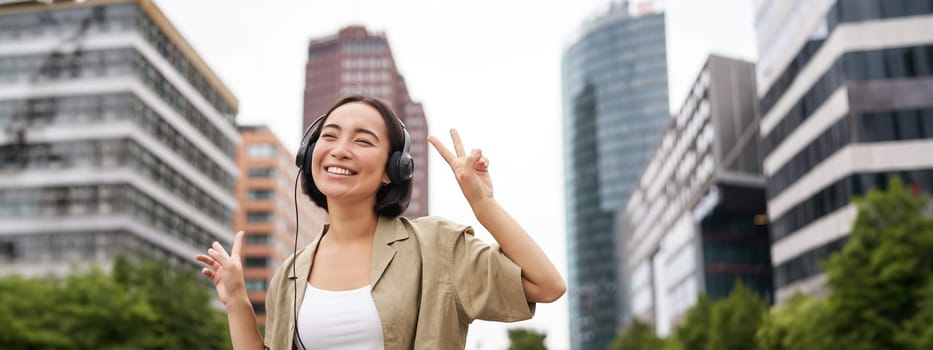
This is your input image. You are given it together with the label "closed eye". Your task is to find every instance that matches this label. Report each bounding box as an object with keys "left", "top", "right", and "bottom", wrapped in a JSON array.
[{"left": 354, "top": 138, "right": 374, "bottom": 146}]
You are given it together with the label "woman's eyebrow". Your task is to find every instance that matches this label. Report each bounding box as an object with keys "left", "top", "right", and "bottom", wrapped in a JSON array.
[
  {"left": 322, "top": 123, "right": 382, "bottom": 141},
  {"left": 355, "top": 128, "right": 382, "bottom": 141}
]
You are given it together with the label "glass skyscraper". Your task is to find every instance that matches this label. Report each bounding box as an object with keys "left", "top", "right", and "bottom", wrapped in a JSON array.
[{"left": 561, "top": 2, "right": 669, "bottom": 348}]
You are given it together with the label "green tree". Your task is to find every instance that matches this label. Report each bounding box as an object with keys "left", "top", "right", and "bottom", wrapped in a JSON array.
[
  {"left": 0, "top": 267, "right": 162, "bottom": 349},
  {"left": 821, "top": 177, "right": 933, "bottom": 350},
  {"left": 112, "top": 257, "right": 231, "bottom": 349},
  {"left": 668, "top": 294, "right": 712, "bottom": 350},
  {"left": 898, "top": 279, "right": 933, "bottom": 349},
  {"left": 0, "top": 258, "right": 230, "bottom": 349},
  {"left": 609, "top": 318, "right": 667, "bottom": 350},
  {"left": 507, "top": 327, "right": 547, "bottom": 350},
  {"left": 706, "top": 282, "right": 767, "bottom": 350},
  {"left": 755, "top": 293, "right": 831, "bottom": 350}
]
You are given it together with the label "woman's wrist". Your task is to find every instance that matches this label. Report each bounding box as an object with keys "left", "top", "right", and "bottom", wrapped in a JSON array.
[
  {"left": 225, "top": 290, "right": 252, "bottom": 308},
  {"left": 469, "top": 197, "right": 499, "bottom": 220}
]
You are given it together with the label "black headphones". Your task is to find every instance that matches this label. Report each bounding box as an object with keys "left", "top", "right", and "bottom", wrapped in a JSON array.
[{"left": 295, "top": 113, "right": 414, "bottom": 183}]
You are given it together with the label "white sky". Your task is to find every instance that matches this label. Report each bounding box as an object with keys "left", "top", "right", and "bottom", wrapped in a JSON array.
[{"left": 155, "top": 0, "right": 756, "bottom": 348}]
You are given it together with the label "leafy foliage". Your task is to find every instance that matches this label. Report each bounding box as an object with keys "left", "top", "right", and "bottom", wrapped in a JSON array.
[
  {"left": 821, "top": 178, "right": 933, "bottom": 350},
  {"left": 667, "top": 293, "right": 712, "bottom": 350},
  {"left": 756, "top": 177, "right": 933, "bottom": 350},
  {"left": 0, "top": 257, "right": 230, "bottom": 350},
  {"left": 706, "top": 282, "right": 767, "bottom": 350},
  {"left": 609, "top": 318, "right": 666, "bottom": 350},
  {"left": 755, "top": 293, "right": 831, "bottom": 350},
  {"left": 507, "top": 327, "right": 547, "bottom": 350},
  {"left": 604, "top": 178, "right": 933, "bottom": 350}
]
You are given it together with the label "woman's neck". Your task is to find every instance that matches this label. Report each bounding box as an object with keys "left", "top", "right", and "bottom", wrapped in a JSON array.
[{"left": 325, "top": 200, "right": 378, "bottom": 243}]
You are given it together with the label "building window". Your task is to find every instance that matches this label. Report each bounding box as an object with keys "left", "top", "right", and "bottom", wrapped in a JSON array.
[
  {"left": 246, "top": 189, "right": 274, "bottom": 201},
  {"left": 244, "top": 257, "right": 270, "bottom": 268},
  {"left": 246, "top": 234, "right": 272, "bottom": 245},
  {"left": 774, "top": 236, "right": 848, "bottom": 288},
  {"left": 246, "top": 211, "right": 273, "bottom": 223},
  {"left": 247, "top": 144, "right": 276, "bottom": 158},
  {"left": 252, "top": 302, "right": 266, "bottom": 314},
  {"left": 248, "top": 167, "right": 275, "bottom": 178},
  {"left": 246, "top": 279, "right": 269, "bottom": 292}
]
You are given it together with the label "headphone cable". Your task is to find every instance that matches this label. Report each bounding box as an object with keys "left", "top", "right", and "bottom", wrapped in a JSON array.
[{"left": 292, "top": 170, "right": 308, "bottom": 350}]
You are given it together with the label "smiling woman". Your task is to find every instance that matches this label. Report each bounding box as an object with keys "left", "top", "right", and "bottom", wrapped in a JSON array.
[{"left": 196, "top": 95, "right": 566, "bottom": 350}]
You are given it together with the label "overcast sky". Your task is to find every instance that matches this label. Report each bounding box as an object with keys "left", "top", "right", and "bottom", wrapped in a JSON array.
[{"left": 155, "top": 0, "right": 757, "bottom": 348}]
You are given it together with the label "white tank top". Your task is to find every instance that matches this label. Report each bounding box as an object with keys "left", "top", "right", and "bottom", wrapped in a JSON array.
[{"left": 295, "top": 283, "right": 385, "bottom": 350}]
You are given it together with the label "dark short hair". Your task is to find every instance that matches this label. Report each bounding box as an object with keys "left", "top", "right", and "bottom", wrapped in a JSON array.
[{"left": 300, "top": 95, "right": 412, "bottom": 217}]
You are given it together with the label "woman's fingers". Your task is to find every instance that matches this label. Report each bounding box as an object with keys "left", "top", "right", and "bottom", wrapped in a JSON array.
[
  {"left": 427, "top": 136, "right": 456, "bottom": 165},
  {"left": 231, "top": 231, "right": 244, "bottom": 258},
  {"left": 207, "top": 247, "right": 229, "bottom": 266},
  {"left": 450, "top": 129, "right": 465, "bottom": 157},
  {"left": 476, "top": 153, "right": 489, "bottom": 172},
  {"left": 196, "top": 254, "right": 220, "bottom": 269},
  {"left": 465, "top": 149, "right": 481, "bottom": 171},
  {"left": 211, "top": 241, "right": 229, "bottom": 258}
]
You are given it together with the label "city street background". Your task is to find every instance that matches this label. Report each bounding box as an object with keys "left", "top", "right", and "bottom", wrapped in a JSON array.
[{"left": 153, "top": 0, "right": 756, "bottom": 348}]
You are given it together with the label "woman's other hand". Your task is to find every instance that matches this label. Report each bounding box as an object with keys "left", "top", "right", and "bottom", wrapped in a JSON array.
[
  {"left": 196, "top": 231, "right": 247, "bottom": 306},
  {"left": 428, "top": 129, "right": 493, "bottom": 207}
]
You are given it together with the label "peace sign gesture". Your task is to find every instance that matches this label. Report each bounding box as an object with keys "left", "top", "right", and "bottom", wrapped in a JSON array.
[
  {"left": 428, "top": 129, "right": 493, "bottom": 207},
  {"left": 196, "top": 231, "right": 247, "bottom": 306}
]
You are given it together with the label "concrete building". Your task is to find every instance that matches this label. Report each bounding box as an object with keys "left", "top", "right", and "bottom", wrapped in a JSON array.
[
  {"left": 754, "top": 0, "right": 933, "bottom": 302},
  {"left": 561, "top": 2, "right": 669, "bottom": 348},
  {"left": 302, "top": 26, "right": 428, "bottom": 218},
  {"left": 0, "top": 0, "right": 239, "bottom": 275},
  {"left": 236, "top": 125, "right": 326, "bottom": 326},
  {"left": 619, "top": 55, "right": 771, "bottom": 336}
]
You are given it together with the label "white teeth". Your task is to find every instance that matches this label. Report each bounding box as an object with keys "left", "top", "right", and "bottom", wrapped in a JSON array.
[{"left": 326, "top": 167, "right": 353, "bottom": 175}]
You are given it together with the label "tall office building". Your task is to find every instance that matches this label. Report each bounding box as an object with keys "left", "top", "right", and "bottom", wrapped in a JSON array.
[
  {"left": 302, "top": 26, "right": 428, "bottom": 218},
  {"left": 236, "top": 125, "right": 326, "bottom": 326},
  {"left": 619, "top": 55, "right": 771, "bottom": 335},
  {"left": 561, "top": 2, "right": 669, "bottom": 348},
  {"left": 755, "top": 1, "right": 933, "bottom": 302},
  {"left": 0, "top": 0, "right": 239, "bottom": 275}
]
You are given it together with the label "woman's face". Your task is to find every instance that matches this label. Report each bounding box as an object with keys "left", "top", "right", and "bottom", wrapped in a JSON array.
[{"left": 310, "top": 102, "right": 392, "bottom": 205}]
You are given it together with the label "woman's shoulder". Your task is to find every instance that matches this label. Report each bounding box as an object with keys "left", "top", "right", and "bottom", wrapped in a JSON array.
[{"left": 401, "top": 215, "right": 475, "bottom": 245}]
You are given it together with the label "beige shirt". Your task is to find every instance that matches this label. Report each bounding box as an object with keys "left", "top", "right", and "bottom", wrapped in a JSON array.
[{"left": 263, "top": 216, "right": 535, "bottom": 350}]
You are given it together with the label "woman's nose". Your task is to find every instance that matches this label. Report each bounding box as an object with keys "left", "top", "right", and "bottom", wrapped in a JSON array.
[{"left": 329, "top": 141, "right": 352, "bottom": 159}]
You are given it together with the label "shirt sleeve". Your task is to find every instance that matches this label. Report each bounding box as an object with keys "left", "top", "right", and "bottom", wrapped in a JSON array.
[{"left": 451, "top": 224, "right": 536, "bottom": 322}]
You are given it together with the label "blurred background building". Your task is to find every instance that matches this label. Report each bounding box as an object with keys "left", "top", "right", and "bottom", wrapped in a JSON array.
[
  {"left": 302, "top": 26, "right": 428, "bottom": 218},
  {"left": 0, "top": 0, "right": 239, "bottom": 275},
  {"left": 235, "top": 124, "right": 326, "bottom": 327},
  {"left": 754, "top": 0, "right": 933, "bottom": 303},
  {"left": 561, "top": 1, "right": 669, "bottom": 348},
  {"left": 619, "top": 55, "right": 772, "bottom": 336}
]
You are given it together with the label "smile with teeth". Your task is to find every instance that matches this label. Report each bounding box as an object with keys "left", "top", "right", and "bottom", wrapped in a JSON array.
[{"left": 326, "top": 166, "right": 356, "bottom": 176}]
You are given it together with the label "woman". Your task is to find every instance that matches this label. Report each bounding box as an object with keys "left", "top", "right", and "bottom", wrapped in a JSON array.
[{"left": 196, "top": 95, "right": 565, "bottom": 349}]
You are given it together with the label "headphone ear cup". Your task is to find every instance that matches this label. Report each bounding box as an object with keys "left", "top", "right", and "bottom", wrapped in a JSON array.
[
  {"left": 302, "top": 141, "right": 316, "bottom": 175},
  {"left": 398, "top": 154, "right": 413, "bottom": 182},
  {"left": 387, "top": 151, "right": 402, "bottom": 184},
  {"left": 386, "top": 151, "right": 414, "bottom": 184}
]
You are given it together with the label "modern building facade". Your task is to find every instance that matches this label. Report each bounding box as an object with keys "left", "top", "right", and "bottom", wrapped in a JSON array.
[
  {"left": 236, "top": 125, "right": 326, "bottom": 326},
  {"left": 754, "top": 0, "right": 933, "bottom": 302},
  {"left": 303, "top": 26, "right": 428, "bottom": 218},
  {"left": 0, "top": 0, "right": 239, "bottom": 275},
  {"left": 561, "top": 2, "right": 669, "bottom": 348},
  {"left": 619, "top": 55, "right": 772, "bottom": 336}
]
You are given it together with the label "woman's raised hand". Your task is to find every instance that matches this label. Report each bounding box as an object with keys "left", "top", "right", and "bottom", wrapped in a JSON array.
[
  {"left": 428, "top": 129, "right": 493, "bottom": 207},
  {"left": 196, "top": 231, "right": 247, "bottom": 306}
]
